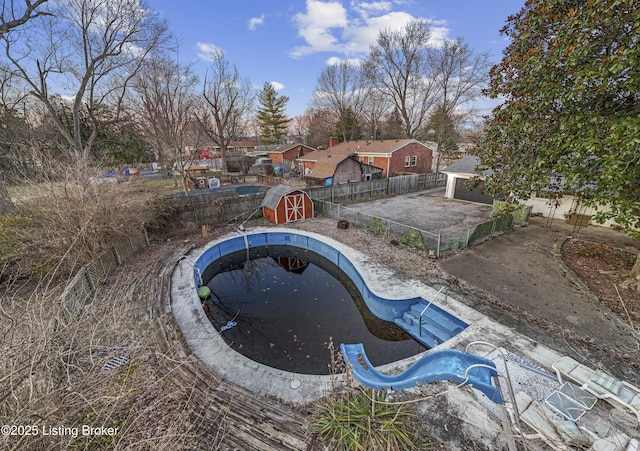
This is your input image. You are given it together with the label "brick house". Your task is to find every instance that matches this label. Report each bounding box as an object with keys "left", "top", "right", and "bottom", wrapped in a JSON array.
[
  {"left": 351, "top": 139, "right": 434, "bottom": 177},
  {"left": 297, "top": 138, "right": 434, "bottom": 179},
  {"left": 254, "top": 142, "right": 317, "bottom": 173}
]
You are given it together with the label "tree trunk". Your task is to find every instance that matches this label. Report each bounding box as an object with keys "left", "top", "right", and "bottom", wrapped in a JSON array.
[
  {"left": 0, "top": 178, "right": 15, "bottom": 215},
  {"left": 631, "top": 253, "right": 640, "bottom": 279}
]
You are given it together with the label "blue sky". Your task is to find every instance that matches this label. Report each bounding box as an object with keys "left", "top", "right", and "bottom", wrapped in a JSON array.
[{"left": 147, "top": 0, "right": 523, "bottom": 118}]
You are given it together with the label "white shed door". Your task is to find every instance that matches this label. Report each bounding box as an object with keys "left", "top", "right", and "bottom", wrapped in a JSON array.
[{"left": 285, "top": 193, "right": 305, "bottom": 222}]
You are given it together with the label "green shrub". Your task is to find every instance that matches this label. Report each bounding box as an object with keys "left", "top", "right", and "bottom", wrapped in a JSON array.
[
  {"left": 402, "top": 228, "right": 426, "bottom": 250},
  {"left": 492, "top": 200, "right": 528, "bottom": 220},
  {"left": 368, "top": 217, "right": 388, "bottom": 235}
]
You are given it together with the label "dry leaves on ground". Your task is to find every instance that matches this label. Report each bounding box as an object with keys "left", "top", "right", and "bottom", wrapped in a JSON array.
[{"left": 561, "top": 238, "right": 640, "bottom": 328}]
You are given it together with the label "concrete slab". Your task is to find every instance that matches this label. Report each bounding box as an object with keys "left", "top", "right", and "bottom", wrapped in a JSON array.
[{"left": 344, "top": 187, "right": 493, "bottom": 242}]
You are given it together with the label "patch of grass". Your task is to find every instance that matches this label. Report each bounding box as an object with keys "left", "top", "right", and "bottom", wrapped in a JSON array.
[
  {"left": 312, "top": 389, "right": 428, "bottom": 450},
  {"left": 141, "top": 176, "right": 181, "bottom": 193}
]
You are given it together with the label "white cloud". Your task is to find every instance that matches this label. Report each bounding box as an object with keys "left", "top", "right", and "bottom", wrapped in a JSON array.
[
  {"left": 351, "top": 1, "right": 392, "bottom": 18},
  {"left": 326, "top": 56, "right": 362, "bottom": 66},
  {"left": 290, "top": 0, "right": 349, "bottom": 58},
  {"left": 289, "top": 0, "right": 449, "bottom": 58},
  {"left": 248, "top": 14, "right": 265, "bottom": 31},
  {"left": 270, "top": 81, "right": 285, "bottom": 91},
  {"left": 196, "top": 42, "right": 223, "bottom": 61}
]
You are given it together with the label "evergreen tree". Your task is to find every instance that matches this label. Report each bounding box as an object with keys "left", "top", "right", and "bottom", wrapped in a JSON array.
[
  {"left": 380, "top": 107, "right": 406, "bottom": 139},
  {"left": 334, "top": 107, "right": 362, "bottom": 142},
  {"left": 256, "top": 82, "right": 291, "bottom": 145},
  {"left": 423, "top": 105, "right": 460, "bottom": 171}
]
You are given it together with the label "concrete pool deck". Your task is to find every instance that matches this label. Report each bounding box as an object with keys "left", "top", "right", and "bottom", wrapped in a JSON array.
[{"left": 171, "top": 225, "right": 639, "bottom": 449}]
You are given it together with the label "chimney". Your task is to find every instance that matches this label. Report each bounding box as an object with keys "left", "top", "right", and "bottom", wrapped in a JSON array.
[{"left": 329, "top": 137, "right": 339, "bottom": 148}]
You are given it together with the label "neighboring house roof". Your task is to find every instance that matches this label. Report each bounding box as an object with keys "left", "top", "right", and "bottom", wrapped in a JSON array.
[
  {"left": 441, "top": 155, "right": 488, "bottom": 175},
  {"left": 232, "top": 140, "right": 258, "bottom": 148},
  {"left": 262, "top": 184, "right": 305, "bottom": 210},
  {"left": 255, "top": 142, "right": 314, "bottom": 154},
  {"left": 191, "top": 140, "right": 257, "bottom": 149},
  {"left": 329, "top": 139, "right": 433, "bottom": 157},
  {"left": 300, "top": 147, "right": 358, "bottom": 179},
  {"left": 424, "top": 141, "right": 475, "bottom": 155}
]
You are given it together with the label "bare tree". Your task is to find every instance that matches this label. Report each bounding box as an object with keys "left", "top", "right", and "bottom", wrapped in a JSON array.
[
  {"left": 0, "top": 0, "right": 50, "bottom": 214},
  {"left": 288, "top": 113, "right": 311, "bottom": 145},
  {"left": 431, "top": 38, "right": 491, "bottom": 172},
  {"left": 365, "top": 20, "right": 440, "bottom": 139},
  {"left": 311, "top": 59, "right": 370, "bottom": 142},
  {"left": 1, "top": 0, "right": 169, "bottom": 169},
  {"left": 303, "top": 108, "right": 334, "bottom": 148},
  {"left": 0, "top": 0, "right": 50, "bottom": 38},
  {"left": 130, "top": 53, "right": 202, "bottom": 190},
  {"left": 361, "top": 91, "right": 390, "bottom": 140},
  {"left": 197, "top": 49, "right": 253, "bottom": 175}
]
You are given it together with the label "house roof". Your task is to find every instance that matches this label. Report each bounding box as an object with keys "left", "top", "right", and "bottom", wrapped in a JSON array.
[
  {"left": 300, "top": 139, "right": 432, "bottom": 161},
  {"left": 191, "top": 140, "right": 257, "bottom": 149},
  {"left": 345, "top": 139, "right": 433, "bottom": 156},
  {"left": 262, "top": 184, "right": 306, "bottom": 210},
  {"left": 299, "top": 147, "right": 357, "bottom": 179},
  {"left": 255, "top": 142, "right": 314, "bottom": 154},
  {"left": 442, "top": 155, "right": 493, "bottom": 176}
]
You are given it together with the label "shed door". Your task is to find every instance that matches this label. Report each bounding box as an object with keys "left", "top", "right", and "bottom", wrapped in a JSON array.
[
  {"left": 454, "top": 178, "right": 494, "bottom": 204},
  {"left": 285, "top": 193, "right": 305, "bottom": 222}
]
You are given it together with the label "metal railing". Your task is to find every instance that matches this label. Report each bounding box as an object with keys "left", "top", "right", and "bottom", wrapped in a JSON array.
[{"left": 418, "top": 286, "right": 447, "bottom": 336}]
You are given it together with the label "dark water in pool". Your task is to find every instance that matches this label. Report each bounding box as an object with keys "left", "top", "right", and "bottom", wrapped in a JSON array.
[{"left": 202, "top": 246, "right": 426, "bottom": 375}]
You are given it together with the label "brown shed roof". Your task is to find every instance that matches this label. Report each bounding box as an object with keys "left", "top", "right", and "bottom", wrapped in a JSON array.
[{"left": 300, "top": 147, "right": 357, "bottom": 179}]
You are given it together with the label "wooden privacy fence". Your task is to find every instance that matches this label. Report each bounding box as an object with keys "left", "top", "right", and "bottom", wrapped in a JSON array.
[
  {"left": 170, "top": 191, "right": 266, "bottom": 226},
  {"left": 166, "top": 173, "right": 445, "bottom": 226},
  {"left": 304, "top": 173, "right": 445, "bottom": 203}
]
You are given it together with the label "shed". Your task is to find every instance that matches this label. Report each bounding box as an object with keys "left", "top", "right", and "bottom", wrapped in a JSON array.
[{"left": 262, "top": 184, "right": 314, "bottom": 224}]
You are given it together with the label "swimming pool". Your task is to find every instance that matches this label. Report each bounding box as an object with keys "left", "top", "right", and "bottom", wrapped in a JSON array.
[
  {"left": 172, "top": 227, "right": 470, "bottom": 403},
  {"left": 193, "top": 229, "right": 467, "bottom": 346},
  {"left": 201, "top": 245, "right": 426, "bottom": 374}
]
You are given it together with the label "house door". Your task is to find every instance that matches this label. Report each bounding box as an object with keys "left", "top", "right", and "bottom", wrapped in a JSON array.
[{"left": 285, "top": 193, "right": 305, "bottom": 222}]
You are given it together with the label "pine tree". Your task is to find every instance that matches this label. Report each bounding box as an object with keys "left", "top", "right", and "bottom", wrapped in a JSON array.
[
  {"left": 334, "top": 107, "right": 362, "bottom": 142},
  {"left": 380, "top": 107, "right": 405, "bottom": 139},
  {"left": 257, "top": 82, "right": 291, "bottom": 145}
]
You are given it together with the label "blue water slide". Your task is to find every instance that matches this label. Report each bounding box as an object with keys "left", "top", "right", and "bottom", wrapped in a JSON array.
[{"left": 341, "top": 343, "right": 503, "bottom": 404}]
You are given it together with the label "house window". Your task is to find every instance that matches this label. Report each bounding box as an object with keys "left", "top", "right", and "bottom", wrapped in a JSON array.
[
  {"left": 359, "top": 156, "right": 364, "bottom": 163},
  {"left": 404, "top": 156, "right": 411, "bottom": 167},
  {"left": 367, "top": 156, "right": 373, "bottom": 165},
  {"left": 294, "top": 153, "right": 299, "bottom": 159},
  {"left": 411, "top": 156, "right": 417, "bottom": 167}
]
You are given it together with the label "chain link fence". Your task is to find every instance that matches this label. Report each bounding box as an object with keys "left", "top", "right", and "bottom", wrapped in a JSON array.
[
  {"left": 314, "top": 199, "right": 527, "bottom": 257},
  {"left": 60, "top": 230, "right": 150, "bottom": 318}
]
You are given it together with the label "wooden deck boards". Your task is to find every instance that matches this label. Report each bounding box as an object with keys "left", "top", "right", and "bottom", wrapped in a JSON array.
[{"left": 125, "top": 241, "right": 313, "bottom": 450}]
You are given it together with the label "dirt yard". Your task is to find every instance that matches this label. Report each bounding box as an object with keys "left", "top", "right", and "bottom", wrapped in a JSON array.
[{"left": 562, "top": 238, "right": 640, "bottom": 327}]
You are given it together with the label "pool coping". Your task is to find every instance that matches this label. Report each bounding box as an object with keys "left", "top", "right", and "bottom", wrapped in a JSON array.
[{"left": 171, "top": 225, "right": 563, "bottom": 405}]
